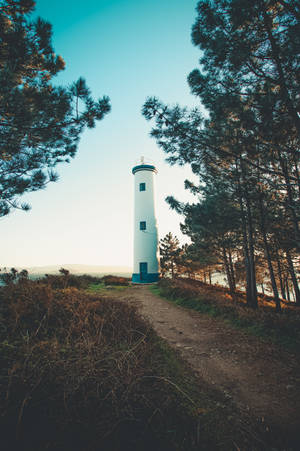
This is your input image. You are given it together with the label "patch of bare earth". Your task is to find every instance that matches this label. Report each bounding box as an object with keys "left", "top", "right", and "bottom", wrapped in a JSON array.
[{"left": 113, "top": 285, "right": 300, "bottom": 448}]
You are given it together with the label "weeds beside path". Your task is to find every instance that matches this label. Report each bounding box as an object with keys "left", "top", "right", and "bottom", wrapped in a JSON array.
[{"left": 115, "top": 284, "right": 300, "bottom": 449}]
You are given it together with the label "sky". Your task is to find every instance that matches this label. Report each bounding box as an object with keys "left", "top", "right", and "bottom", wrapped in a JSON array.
[{"left": 1, "top": 0, "right": 204, "bottom": 268}]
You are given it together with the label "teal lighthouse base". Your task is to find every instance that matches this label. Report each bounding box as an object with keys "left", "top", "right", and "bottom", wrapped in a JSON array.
[{"left": 132, "top": 272, "right": 160, "bottom": 284}]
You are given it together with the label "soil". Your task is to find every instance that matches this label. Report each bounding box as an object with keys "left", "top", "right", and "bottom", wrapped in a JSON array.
[{"left": 112, "top": 284, "right": 300, "bottom": 448}]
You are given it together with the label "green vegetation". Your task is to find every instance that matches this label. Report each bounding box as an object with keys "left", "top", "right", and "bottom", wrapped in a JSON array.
[
  {"left": 0, "top": 0, "right": 110, "bottom": 217},
  {"left": 143, "top": 1, "right": 300, "bottom": 311},
  {"left": 1, "top": 272, "right": 298, "bottom": 449},
  {"left": 87, "top": 282, "right": 129, "bottom": 295},
  {"left": 86, "top": 275, "right": 130, "bottom": 295},
  {"left": 151, "top": 279, "right": 300, "bottom": 353},
  {"left": 1, "top": 271, "right": 261, "bottom": 451}
]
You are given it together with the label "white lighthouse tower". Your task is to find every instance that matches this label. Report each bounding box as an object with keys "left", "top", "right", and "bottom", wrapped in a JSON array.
[{"left": 132, "top": 158, "right": 160, "bottom": 283}]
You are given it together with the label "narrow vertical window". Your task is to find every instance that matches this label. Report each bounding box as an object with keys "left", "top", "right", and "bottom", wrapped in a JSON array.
[
  {"left": 140, "top": 221, "right": 146, "bottom": 230},
  {"left": 139, "top": 183, "right": 146, "bottom": 191}
]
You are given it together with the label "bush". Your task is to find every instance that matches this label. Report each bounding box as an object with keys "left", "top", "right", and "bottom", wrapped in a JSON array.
[
  {"left": 102, "top": 275, "right": 130, "bottom": 286},
  {"left": 43, "top": 271, "right": 104, "bottom": 289}
]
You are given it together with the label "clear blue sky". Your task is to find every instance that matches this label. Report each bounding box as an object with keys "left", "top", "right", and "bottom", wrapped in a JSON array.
[{"left": 1, "top": 0, "right": 203, "bottom": 268}]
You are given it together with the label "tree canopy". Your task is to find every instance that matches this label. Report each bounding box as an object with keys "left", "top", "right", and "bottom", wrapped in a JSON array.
[
  {"left": 0, "top": 0, "right": 111, "bottom": 216},
  {"left": 143, "top": 0, "right": 300, "bottom": 310}
]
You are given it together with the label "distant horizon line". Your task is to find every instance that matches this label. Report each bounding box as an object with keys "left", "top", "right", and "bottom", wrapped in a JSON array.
[{"left": 1, "top": 264, "right": 133, "bottom": 271}]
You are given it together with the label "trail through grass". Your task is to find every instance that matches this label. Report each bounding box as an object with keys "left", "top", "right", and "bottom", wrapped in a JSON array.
[{"left": 150, "top": 281, "right": 300, "bottom": 353}]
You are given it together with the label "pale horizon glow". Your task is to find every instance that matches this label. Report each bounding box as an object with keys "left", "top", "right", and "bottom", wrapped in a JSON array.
[{"left": 1, "top": 0, "right": 203, "bottom": 268}]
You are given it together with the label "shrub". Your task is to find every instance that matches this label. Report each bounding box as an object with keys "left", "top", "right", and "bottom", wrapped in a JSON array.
[
  {"left": 102, "top": 275, "right": 130, "bottom": 286},
  {"left": 43, "top": 271, "right": 104, "bottom": 289}
]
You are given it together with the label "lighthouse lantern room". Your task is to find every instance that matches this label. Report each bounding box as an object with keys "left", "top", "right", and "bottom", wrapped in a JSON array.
[{"left": 132, "top": 157, "right": 160, "bottom": 283}]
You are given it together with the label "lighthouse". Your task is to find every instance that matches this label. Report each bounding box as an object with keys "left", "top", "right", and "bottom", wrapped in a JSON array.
[{"left": 132, "top": 158, "right": 160, "bottom": 283}]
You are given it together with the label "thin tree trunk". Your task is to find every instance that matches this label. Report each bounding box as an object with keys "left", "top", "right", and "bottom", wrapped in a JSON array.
[
  {"left": 222, "top": 247, "right": 235, "bottom": 297},
  {"left": 286, "top": 250, "right": 300, "bottom": 304},
  {"left": 258, "top": 192, "right": 281, "bottom": 312},
  {"left": 240, "top": 161, "right": 258, "bottom": 308},
  {"left": 276, "top": 253, "right": 286, "bottom": 299},
  {"left": 285, "top": 277, "right": 291, "bottom": 301},
  {"left": 245, "top": 196, "right": 258, "bottom": 308},
  {"left": 292, "top": 151, "right": 300, "bottom": 198},
  {"left": 228, "top": 249, "right": 236, "bottom": 291},
  {"left": 278, "top": 155, "right": 300, "bottom": 248},
  {"left": 236, "top": 160, "right": 255, "bottom": 307}
]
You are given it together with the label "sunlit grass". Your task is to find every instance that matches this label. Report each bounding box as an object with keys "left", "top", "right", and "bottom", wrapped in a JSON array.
[
  {"left": 87, "top": 282, "right": 129, "bottom": 294},
  {"left": 150, "top": 280, "right": 300, "bottom": 353}
]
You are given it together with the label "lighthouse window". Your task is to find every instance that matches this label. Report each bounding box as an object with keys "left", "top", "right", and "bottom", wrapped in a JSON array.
[
  {"left": 140, "top": 221, "right": 146, "bottom": 230},
  {"left": 139, "top": 183, "right": 146, "bottom": 191}
]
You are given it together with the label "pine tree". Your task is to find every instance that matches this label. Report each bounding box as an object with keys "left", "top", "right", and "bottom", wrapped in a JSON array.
[
  {"left": 142, "top": 0, "right": 300, "bottom": 309},
  {"left": 159, "top": 232, "right": 181, "bottom": 278},
  {"left": 167, "top": 183, "right": 241, "bottom": 296},
  {"left": 0, "top": 0, "right": 111, "bottom": 216}
]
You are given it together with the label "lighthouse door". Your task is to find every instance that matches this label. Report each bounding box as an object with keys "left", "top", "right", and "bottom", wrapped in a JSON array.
[{"left": 139, "top": 262, "right": 148, "bottom": 281}]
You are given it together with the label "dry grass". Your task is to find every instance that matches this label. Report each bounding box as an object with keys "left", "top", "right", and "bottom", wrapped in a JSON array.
[
  {"left": 154, "top": 279, "right": 300, "bottom": 352},
  {"left": 101, "top": 275, "right": 130, "bottom": 286},
  {"left": 1, "top": 275, "right": 294, "bottom": 450},
  {"left": 0, "top": 278, "right": 214, "bottom": 451}
]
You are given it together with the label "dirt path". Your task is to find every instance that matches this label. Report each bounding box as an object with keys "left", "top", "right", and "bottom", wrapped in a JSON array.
[{"left": 117, "top": 285, "right": 300, "bottom": 439}]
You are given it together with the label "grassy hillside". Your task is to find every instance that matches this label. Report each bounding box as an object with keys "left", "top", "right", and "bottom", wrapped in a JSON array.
[
  {"left": 0, "top": 274, "right": 243, "bottom": 451},
  {"left": 2, "top": 273, "right": 296, "bottom": 450}
]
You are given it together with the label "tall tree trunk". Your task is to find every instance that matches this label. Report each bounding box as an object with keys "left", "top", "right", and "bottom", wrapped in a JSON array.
[
  {"left": 228, "top": 249, "right": 236, "bottom": 291},
  {"left": 276, "top": 253, "right": 286, "bottom": 299},
  {"left": 285, "top": 277, "right": 291, "bottom": 301},
  {"left": 222, "top": 247, "right": 235, "bottom": 296},
  {"left": 236, "top": 160, "right": 257, "bottom": 308},
  {"left": 278, "top": 154, "right": 300, "bottom": 248},
  {"left": 286, "top": 250, "right": 300, "bottom": 305},
  {"left": 292, "top": 151, "right": 300, "bottom": 198},
  {"left": 240, "top": 160, "right": 258, "bottom": 308},
  {"left": 258, "top": 193, "right": 281, "bottom": 312},
  {"left": 246, "top": 195, "right": 258, "bottom": 308}
]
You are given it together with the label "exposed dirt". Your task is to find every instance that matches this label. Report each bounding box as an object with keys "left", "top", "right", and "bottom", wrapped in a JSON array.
[{"left": 112, "top": 285, "right": 300, "bottom": 446}]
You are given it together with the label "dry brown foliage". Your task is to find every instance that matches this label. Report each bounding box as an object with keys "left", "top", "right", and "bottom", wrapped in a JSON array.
[
  {"left": 0, "top": 280, "right": 200, "bottom": 451},
  {"left": 102, "top": 275, "right": 130, "bottom": 286},
  {"left": 158, "top": 279, "right": 300, "bottom": 351}
]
